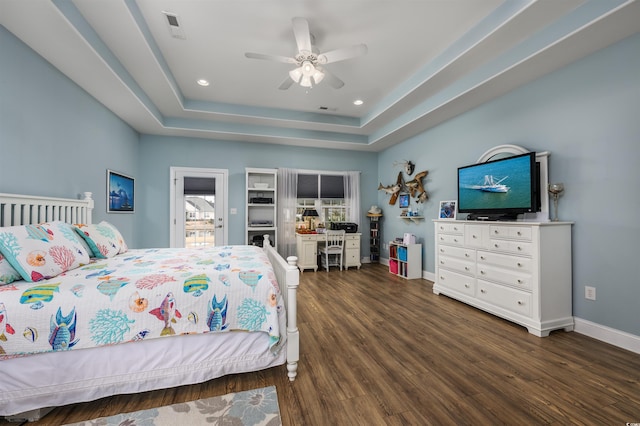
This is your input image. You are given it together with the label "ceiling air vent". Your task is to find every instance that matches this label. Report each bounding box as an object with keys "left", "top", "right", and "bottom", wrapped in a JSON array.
[
  {"left": 318, "top": 106, "right": 337, "bottom": 112},
  {"left": 163, "top": 11, "right": 186, "bottom": 40}
]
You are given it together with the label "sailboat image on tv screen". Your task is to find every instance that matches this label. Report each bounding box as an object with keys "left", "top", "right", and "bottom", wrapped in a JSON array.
[{"left": 468, "top": 175, "right": 509, "bottom": 193}]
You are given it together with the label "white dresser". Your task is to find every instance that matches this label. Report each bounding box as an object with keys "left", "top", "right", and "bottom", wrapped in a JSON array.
[{"left": 433, "top": 220, "right": 573, "bottom": 336}]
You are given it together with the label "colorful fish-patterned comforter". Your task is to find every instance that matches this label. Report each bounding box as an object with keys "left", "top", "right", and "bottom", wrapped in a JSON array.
[{"left": 0, "top": 245, "right": 283, "bottom": 358}]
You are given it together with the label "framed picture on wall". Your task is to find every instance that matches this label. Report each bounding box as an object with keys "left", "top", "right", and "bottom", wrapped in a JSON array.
[
  {"left": 439, "top": 200, "right": 456, "bottom": 219},
  {"left": 398, "top": 193, "right": 410, "bottom": 208},
  {"left": 107, "top": 170, "right": 135, "bottom": 213}
]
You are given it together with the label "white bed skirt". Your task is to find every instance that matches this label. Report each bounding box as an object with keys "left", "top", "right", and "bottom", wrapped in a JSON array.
[{"left": 0, "top": 330, "right": 286, "bottom": 417}]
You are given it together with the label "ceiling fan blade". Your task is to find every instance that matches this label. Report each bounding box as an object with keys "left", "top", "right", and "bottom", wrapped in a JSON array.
[
  {"left": 292, "top": 17, "right": 312, "bottom": 54},
  {"left": 245, "top": 52, "right": 296, "bottom": 64},
  {"left": 317, "top": 44, "right": 368, "bottom": 64},
  {"left": 278, "top": 77, "right": 295, "bottom": 90},
  {"left": 321, "top": 68, "right": 344, "bottom": 89}
]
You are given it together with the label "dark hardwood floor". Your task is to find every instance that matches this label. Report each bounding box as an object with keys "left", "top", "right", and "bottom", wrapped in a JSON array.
[{"left": 5, "top": 264, "right": 640, "bottom": 425}]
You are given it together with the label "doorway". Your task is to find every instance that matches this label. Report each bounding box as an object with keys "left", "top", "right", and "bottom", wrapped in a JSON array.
[{"left": 170, "top": 167, "right": 228, "bottom": 248}]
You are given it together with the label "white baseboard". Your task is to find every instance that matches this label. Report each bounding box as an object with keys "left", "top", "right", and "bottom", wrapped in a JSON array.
[{"left": 573, "top": 317, "right": 640, "bottom": 354}]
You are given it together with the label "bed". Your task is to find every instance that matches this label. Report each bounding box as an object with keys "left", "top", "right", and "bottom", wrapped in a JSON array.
[{"left": 0, "top": 192, "right": 299, "bottom": 421}]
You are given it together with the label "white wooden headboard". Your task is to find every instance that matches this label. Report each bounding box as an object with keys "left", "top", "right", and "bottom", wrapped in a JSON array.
[{"left": 0, "top": 193, "right": 94, "bottom": 227}]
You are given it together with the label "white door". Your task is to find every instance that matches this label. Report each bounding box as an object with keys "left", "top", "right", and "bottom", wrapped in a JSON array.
[{"left": 170, "top": 167, "right": 228, "bottom": 248}]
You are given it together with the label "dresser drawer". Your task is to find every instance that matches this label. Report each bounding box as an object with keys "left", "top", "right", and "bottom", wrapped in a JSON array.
[
  {"left": 477, "top": 279, "right": 531, "bottom": 317},
  {"left": 345, "top": 238, "right": 360, "bottom": 249},
  {"left": 436, "top": 222, "right": 464, "bottom": 234},
  {"left": 437, "top": 245, "right": 475, "bottom": 262},
  {"left": 437, "top": 233, "right": 464, "bottom": 246},
  {"left": 438, "top": 255, "right": 475, "bottom": 276},
  {"left": 477, "top": 250, "right": 532, "bottom": 273},
  {"left": 297, "top": 234, "right": 317, "bottom": 242},
  {"left": 489, "top": 239, "right": 532, "bottom": 256},
  {"left": 477, "top": 263, "right": 532, "bottom": 290},
  {"left": 437, "top": 269, "right": 476, "bottom": 297},
  {"left": 489, "top": 225, "right": 532, "bottom": 241},
  {"left": 464, "top": 224, "right": 489, "bottom": 249}
]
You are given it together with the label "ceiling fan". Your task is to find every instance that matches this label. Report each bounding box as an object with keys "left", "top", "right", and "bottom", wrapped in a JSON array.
[{"left": 245, "top": 17, "right": 367, "bottom": 90}]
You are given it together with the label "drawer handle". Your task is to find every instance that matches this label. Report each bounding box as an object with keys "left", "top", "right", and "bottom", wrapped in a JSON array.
[
  {"left": 464, "top": 266, "right": 470, "bottom": 271},
  {"left": 472, "top": 235, "right": 477, "bottom": 239},
  {"left": 440, "top": 261, "right": 444, "bottom": 265},
  {"left": 517, "top": 279, "right": 523, "bottom": 284},
  {"left": 454, "top": 238, "right": 458, "bottom": 243},
  {"left": 453, "top": 227, "right": 458, "bottom": 231},
  {"left": 517, "top": 246, "right": 522, "bottom": 251},
  {"left": 517, "top": 231, "right": 522, "bottom": 236},
  {"left": 480, "top": 256, "right": 485, "bottom": 260},
  {"left": 440, "top": 226, "right": 444, "bottom": 230},
  {"left": 440, "top": 276, "right": 445, "bottom": 280},
  {"left": 494, "top": 243, "right": 499, "bottom": 248},
  {"left": 440, "top": 237, "right": 444, "bottom": 241},
  {"left": 480, "top": 289, "right": 486, "bottom": 294},
  {"left": 440, "top": 249, "right": 444, "bottom": 253},
  {"left": 517, "top": 262, "right": 522, "bottom": 267},
  {"left": 517, "top": 300, "right": 523, "bottom": 305},
  {"left": 465, "top": 253, "right": 470, "bottom": 257},
  {"left": 494, "top": 230, "right": 499, "bottom": 234},
  {"left": 480, "top": 270, "right": 485, "bottom": 275},
  {"left": 464, "top": 284, "right": 470, "bottom": 288}
]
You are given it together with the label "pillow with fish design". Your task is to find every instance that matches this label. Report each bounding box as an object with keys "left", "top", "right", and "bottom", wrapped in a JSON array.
[
  {"left": 0, "top": 221, "right": 91, "bottom": 282},
  {"left": 73, "top": 221, "right": 127, "bottom": 258},
  {"left": 0, "top": 252, "right": 22, "bottom": 285}
]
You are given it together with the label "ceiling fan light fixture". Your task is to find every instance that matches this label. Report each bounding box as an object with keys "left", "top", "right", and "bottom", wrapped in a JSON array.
[
  {"left": 311, "top": 68, "right": 325, "bottom": 84},
  {"left": 301, "top": 61, "right": 315, "bottom": 76},
  {"left": 289, "top": 67, "right": 303, "bottom": 83},
  {"left": 300, "top": 75, "right": 313, "bottom": 87}
]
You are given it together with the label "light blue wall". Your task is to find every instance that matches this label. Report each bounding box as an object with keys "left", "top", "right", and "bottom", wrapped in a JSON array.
[
  {"left": 378, "top": 33, "right": 640, "bottom": 336},
  {"left": 136, "top": 135, "right": 378, "bottom": 249},
  {"left": 0, "top": 26, "right": 139, "bottom": 245},
  {"left": 2, "top": 22, "right": 638, "bottom": 337}
]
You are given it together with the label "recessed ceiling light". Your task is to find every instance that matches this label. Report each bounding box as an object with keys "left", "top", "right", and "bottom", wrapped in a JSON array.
[
  {"left": 353, "top": 99, "right": 364, "bottom": 106},
  {"left": 197, "top": 79, "right": 210, "bottom": 87}
]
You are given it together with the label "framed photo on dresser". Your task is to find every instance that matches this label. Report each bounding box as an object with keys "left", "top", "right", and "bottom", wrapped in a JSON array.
[{"left": 439, "top": 200, "right": 456, "bottom": 219}]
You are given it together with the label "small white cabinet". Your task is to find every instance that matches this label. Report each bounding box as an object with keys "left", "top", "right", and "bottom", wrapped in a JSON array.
[
  {"left": 433, "top": 220, "right": 573, "bottom": 337},
  {"left": 246, "top": 168, "right": 277, "bottom": 247},
  {"left": 389, "top": 242, "right": 422, "bottom": 279}
]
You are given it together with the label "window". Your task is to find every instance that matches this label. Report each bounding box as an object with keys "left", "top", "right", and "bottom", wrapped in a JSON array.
[{"left": 296, "top": 173, "right": 347, "bottom": 230}]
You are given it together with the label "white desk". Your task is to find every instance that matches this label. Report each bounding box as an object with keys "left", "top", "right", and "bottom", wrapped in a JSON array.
[{"left": 295, "top": 232, "right": 362, "bottom": 272}]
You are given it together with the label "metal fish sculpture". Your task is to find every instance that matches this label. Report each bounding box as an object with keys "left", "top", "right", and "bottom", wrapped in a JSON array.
[
  {"left": 49, "top": 307, "right": 78, "bottom": 350},
  {"left": 149, "top": 292, "right": 182, "bottom": 336},
  {"left": 97, "top": 278, "right": 129, "bottom": 301},
  {"left": 207, "top": 295, "right": 228, "bottom": 332},
  {"left": 25, "top": 224, "right": 54, "bottom": 242},
  {"left": 0, "top": 303, "right": 16, "bottom": 342},
  {"left": 20, "top": 283, "right": 61, "bottom": 309},
  {"left": 377, "top": 182, "right": 401, "bottom": 195},
  {"left": 183, "top": 274, "right": 210, "bottom": 297}
]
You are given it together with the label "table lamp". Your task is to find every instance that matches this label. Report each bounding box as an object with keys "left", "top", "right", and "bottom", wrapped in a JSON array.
[{"left": 302, "top": 209, "right": 319, "bottom": 230}]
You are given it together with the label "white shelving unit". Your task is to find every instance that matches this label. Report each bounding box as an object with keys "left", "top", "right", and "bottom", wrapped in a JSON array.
[
  {"left": 388, "top": 241, "right": 422, "bottom": 279},
  {"left": 246, "top": 168, "right": 277, "bottom": 247}
]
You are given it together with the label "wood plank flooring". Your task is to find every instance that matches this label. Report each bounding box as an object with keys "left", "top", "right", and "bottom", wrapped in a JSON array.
[{"left": 6, "top": 264, "right": 640, "bottom": 425}]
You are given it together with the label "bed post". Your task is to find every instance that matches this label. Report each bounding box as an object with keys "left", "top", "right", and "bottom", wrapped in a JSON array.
[{"left": 262, "top": 235, "right": 299, "bottom": 381}]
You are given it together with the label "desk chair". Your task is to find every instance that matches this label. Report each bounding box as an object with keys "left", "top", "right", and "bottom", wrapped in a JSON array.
[{"left": 319, "top": 230, "right": 345, "bottom": 271}]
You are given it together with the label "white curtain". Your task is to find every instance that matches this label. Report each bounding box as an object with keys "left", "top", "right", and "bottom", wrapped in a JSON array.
[
  {"left": 344, "top": 171, "right": 361, "bottom": 226},
  {"left": 277, "top": 168, "right": 298, "bottom": 259}
]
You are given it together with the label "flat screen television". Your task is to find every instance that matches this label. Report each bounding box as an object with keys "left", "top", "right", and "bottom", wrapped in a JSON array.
[{"left": 457, "top": 152, "right": 538, "bottom": 221}]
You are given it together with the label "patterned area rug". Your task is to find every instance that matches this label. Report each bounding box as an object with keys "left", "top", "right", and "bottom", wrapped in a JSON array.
[{"left": 64, "top": 386, "right": 282, "bottom": 426}]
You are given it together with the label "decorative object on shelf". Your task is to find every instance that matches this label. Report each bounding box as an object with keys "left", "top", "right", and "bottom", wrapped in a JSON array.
[
  {"left": 107, "top": 170, "right": 134, "bottom": 213},
  {"left": 302, "top": 208, "right": 319, "bottom": 229},
  {"left": 253, "top": 182, "right": 269, "bottom": 189},
  {"left": 439, "top": 200, "right": 456, "bottom": 219},
  {"left": 368, "top": 205, "right": 382, "bottom": 215},
  {"left": 548, "top": 183, "right": 564, "bottom": 221}
]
